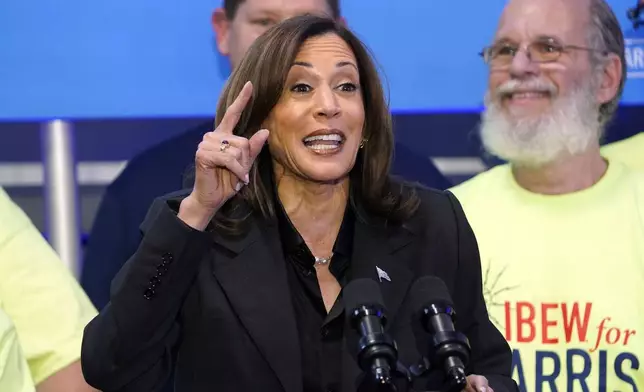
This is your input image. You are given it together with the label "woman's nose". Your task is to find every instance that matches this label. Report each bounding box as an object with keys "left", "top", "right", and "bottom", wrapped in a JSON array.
[{"left": 314, "top": 87, "right": 341, "bottom": 118}]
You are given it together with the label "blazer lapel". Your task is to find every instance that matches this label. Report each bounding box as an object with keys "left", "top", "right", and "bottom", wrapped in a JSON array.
[
  {"left": 350, "top": 216, "right": 416, "bottom": 323},
  {"left": 210, "top": 214, "right": 301, "bottom": 392},
  {"left": 341, "top": 212, "right": 418, "bottom": 391}
]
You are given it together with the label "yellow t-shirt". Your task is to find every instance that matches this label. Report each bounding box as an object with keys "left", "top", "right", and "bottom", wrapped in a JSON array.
[
  {"left": 0, "top": 187, "right": 97, "bottom": 385},
  {"left": 0, "top": 309, "right": 35, "bottom": 392},
  {"left": 602, "top": 133, "right": 644, "bottom": 171},
  {"left": 451, "top": 162, "right": 644, "bottom": 392}
]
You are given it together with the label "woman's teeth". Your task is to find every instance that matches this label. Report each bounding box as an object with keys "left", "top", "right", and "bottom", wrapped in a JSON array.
[
  {"left": 303, "top": 134, "right": 343, "bottom": 153},
  {"left": 308, "top": 144, "right": 339, "bottom": 151},
  {"left": 303, "top": 134, "right": 343, "bottom": 143}
]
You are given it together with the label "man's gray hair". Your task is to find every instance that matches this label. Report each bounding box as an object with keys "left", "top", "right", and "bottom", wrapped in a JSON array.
[{"left": 587, "top": 0, "right": 627, "bottom": 126}]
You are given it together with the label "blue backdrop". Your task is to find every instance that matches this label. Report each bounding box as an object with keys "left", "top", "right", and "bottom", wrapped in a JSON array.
[{"left": 1, "top": 0, "right": 642, "bottom": 120}]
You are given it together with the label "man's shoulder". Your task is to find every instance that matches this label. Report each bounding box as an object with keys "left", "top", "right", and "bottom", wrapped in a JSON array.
[
  {"left": 107, "top": 122, "right": 210, "bottom": 196},
  {"left": 0, "top": 188, "right": 30, "bottom": 241},
  {"left": 602, "top": 132, "right": 644, "bottom": 152},
  {"left": 0, "top": 187, "right": 17, "bottom": 217},
  {"left": 619, "top": 160, "right": 644, "bottom": 190},
  {"left": 449, "top": 164, "right": 510, "bottom": 201},
  {"left": 602, "top": 132, "right": 644, "bottom": 170},
  {"left": 0, "top": 309, "right": 34, "bottom": 392}
]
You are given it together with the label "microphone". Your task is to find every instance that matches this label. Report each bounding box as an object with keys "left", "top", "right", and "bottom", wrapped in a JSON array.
[
  {"left": 343, "top": 278, "right": 399, "bottom": 391},
  {"left": 410, "top": 277, "right": 470, "bottom": 392}
]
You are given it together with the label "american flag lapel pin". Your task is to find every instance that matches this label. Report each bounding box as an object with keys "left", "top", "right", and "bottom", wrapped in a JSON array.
[{"left": 376, "top": 266, "right": 391, "bottom": 282}]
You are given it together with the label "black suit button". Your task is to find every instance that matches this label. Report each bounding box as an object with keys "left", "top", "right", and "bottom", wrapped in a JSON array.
[
  {"left": 149, "top": 276, "right": 161, "bottom": 288},
  {"left": 321, "top": 326, "right": 330, "bottom": 338},
  {"left": 162, "top": 252, "right": 174, "bottom": 265},
  {"left": 325, "top": 386, "right": 338, "bottom": 392},
  {"left": 156, "top": 264, "right": 168, "bottom": 275},
  {"left": 143, "top": 288, "right": 156, "bottom": 300}
]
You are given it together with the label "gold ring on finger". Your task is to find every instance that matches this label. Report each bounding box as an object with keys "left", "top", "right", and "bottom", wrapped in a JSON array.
[{"left": 219, "top": 140, "right": 230, "bottom": 152}]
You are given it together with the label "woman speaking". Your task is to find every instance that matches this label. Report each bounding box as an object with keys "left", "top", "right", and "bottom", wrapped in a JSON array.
[{"left": 80, "top": 15, "right": 515, "bottom": 392}]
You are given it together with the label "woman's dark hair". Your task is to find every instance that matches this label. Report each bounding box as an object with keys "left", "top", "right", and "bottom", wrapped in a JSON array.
[{"left": 213, "top": 14, "right": 419, "bottom": 234}]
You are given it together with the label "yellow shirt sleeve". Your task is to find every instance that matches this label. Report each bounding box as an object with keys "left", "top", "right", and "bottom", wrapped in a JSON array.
[
  {"left": 0, "top": 308, "right": 36, "bottom": 392},
  {"left": 0, "top": 188, "right": 98, "bottom": 385}
]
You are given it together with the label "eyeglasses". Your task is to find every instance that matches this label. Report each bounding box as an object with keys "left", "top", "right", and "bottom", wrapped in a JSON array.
[{"left": 479, "top": 38, "right": 608, "bottom": 67}]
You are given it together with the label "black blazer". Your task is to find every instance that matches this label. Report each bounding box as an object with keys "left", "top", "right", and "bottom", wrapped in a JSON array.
[{"left": 80, "top": 186, "right": 516, "bottom": 392}]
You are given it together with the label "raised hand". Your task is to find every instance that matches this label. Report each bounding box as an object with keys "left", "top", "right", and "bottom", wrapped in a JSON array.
[{"left": 178, "top": 81, "right": 270, "bottom": 230}]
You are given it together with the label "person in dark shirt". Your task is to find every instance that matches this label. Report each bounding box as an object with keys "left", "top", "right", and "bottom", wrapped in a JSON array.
[
  {"left": 81, "top": 15, "right": 514, "bottom": 392},
  {"left": 81, "top": 0, "right": 451, "bottom": 311}
]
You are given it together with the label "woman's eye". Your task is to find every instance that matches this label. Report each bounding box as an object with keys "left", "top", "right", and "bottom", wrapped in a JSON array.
[
  {"left": 338, "top": 83, "right": 358, "bottom": 92},
  {"left": 291, "top": 84, "right": 312, "bottom": 93}
]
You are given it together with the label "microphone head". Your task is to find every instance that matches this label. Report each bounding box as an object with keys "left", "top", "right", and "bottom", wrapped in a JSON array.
[
  {"left": 343, "top": 279, "right": 398, "bottom": 377},
  {"left": 343, "top": 278, "right": 387, "bottom": 312},
  {"left": 409, "top": 276, "right": 455, "bottom": 318},
  {"left": 343, "top": 278, "right": 388, "bottom": 327}
]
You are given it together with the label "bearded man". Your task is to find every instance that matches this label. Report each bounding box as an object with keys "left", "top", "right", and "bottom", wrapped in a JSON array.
[{"left": 450, "top": 0, "right": 644, "bottom": 390}]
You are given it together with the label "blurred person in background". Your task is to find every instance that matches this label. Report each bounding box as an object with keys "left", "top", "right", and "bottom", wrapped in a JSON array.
[
  {"left": 0, "top": 188, "right": 98, "bottom": 392},
  {"left": 81, "top": 0, "right": 452, "bottom": 311},
  {"left": 601, "top": 0, "right": 644, "bottom": 169},
  {"left": 81, "top": 14, "right": 514, "bottom": 392},
  {"left": 0, "top": 308, "right": 35, "bottom": 392},
  {"left": 450, "top": 0, "right": 643, "bottom": 390}
]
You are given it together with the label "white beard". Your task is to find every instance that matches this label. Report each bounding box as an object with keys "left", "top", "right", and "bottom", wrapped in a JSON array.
[{"left": 480, "top": 79, "right": 602, "bottom": 167}]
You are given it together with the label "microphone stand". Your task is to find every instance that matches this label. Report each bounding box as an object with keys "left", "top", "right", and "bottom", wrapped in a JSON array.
[
  {"left": 357, "top": 357, "right": 468, "bottom": 392},
  {"left": 356, "top": 361, "right": 412, "bottom": 392}
]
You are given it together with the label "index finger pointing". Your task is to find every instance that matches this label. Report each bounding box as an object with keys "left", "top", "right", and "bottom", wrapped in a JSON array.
[{"left": 217, "top": 81, "right": 253, "bottom": 134}]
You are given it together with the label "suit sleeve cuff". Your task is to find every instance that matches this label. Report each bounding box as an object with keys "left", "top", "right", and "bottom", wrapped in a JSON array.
[{"left": 110, "top": 199, "right": 211, "bottom": 342}]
